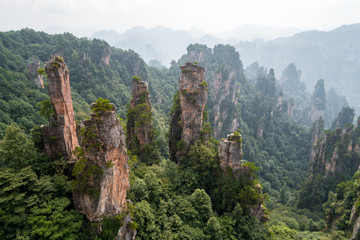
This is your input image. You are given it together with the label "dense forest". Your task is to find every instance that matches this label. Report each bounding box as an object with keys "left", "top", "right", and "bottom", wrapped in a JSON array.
[{"left": 0, "top": 29, "right": 359, "bottom": 239}]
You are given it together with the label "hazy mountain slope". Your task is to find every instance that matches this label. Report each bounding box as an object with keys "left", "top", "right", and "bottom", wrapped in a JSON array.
[{"left": 236, "top": 23, "right": 360, "bottom": 114}]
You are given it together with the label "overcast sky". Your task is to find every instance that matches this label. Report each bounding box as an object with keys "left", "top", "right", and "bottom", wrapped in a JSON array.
[{"left": 1, "top": 0, "right": 360, "bottom": 35}]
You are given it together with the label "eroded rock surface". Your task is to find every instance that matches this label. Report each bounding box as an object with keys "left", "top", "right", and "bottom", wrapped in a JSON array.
[
  {"left": 178, "top": 63, "right": 207, "bottom": 155},
  {"left": 74, "top": 105, "right": 129, "bottom": 221},
  {"left": 41, "top": 55, "right": 78, "bottom": 159},
  {"left": 116, "top": 215, "right": 137, "bottom": 240},
  {"left": 169, "top": 63, "right": 208, "bottom": 163},
  {"left": 219, "top": 133, "right": 242, "bottom": 171},
  {"left": 127, "top": 78, "right": 153, "bottom": 148}
]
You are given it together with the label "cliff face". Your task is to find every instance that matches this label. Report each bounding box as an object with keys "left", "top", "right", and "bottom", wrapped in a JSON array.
[
  {"left": 41, "top": 55, "right": 79, "bottom": 159},
  {"left": 177, "top": 62, "right": 207, "bottom": 159},
  {"left": 74, "top": 104, "right": 129, "bottom": 222},
  {"left": 219, "top": 133, "right": 242, "bottom": 171},
  {"left": 27, "top": 59, "right": 44, "bottom": 88}
]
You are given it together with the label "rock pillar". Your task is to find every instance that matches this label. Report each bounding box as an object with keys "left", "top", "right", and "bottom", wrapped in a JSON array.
[
  {"left": 41, "top": 55, "right": 79, "bottom": 159},
  {"left": 74, "top": 104, "right": 129, "bottom": 221}
]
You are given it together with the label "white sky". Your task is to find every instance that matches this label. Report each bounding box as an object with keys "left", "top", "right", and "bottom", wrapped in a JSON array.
[{"left": 1, "top": 0, "right": 360, "bottom": 34}]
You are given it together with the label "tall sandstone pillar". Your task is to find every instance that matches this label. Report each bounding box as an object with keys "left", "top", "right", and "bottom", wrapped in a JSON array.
[
  {"left": 127, "top": 77, "right": 153, "bottom": 150},
  {"left": 170, "top": 62, "right": 208, "bottom": 163},
  {"left": 179, "top": 63, "right": 207, "bottom": 154},
  {"left": 74, "top": 103, "right": 129, "bottom": 222},
  {"left": 126, "top": 77, "right": 160, "bottom": 164},
  {"left": 41, "top": 55, "right": 79, "bottom": 159}
]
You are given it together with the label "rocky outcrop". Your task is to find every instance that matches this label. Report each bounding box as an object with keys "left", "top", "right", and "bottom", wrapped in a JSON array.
[
  {"left": 176, "top": 62, "right": 208, "bottom": 161},
  {"left": 127, "top": 77, "right": 152, "bottom": 149},
  {"left": 219, "top": 133, "right": 242, "bottom": 171},
  {"left": 310, "top": 118, "right": 360, "bottom": 181},
  {"left": 74, "top": 103, "right": 129, "bottom": 222},
  {"left": 310, "top": 117, "right": 324, "bottom": 162},
  {"left": 27, "top": 59, "right": 44, "bottom": 88},
  {"left": 281, "top": 63, "right": 306, "bottom": 99},
  {"left": 169, "top": 62, "right": 208, "bottom": 163},
  {"left": 184, "top": 44, "right": 244, "bottom": 138},
  {"left": 219, "top": 133, "right": 267, "bottom": 221},
  {"left": 126, "top": 77, "right": 160, "bottom": 164},
  {"left": 250, "top": 185, "right": 267, "bottom": 222},
  {"left": 308, "top": 79, "right": 326, "bottom": 123},
  {"left": 116, "top": 215, "right": 137, "bottom": 240},
  {"left": 186, "top": 44, "right": 211, "bottom": 63},
  {"left": 330, "top": 106, "right": 355, "bottom": 130},
  {"left": 41, "top": 55, "right": 79, "bottom": 159},
  {"left": 102, "top": 47, "right": 111, "bottom": 66},
  {"left": 169, "top": 92, "right": 182, "bottom": 163}
]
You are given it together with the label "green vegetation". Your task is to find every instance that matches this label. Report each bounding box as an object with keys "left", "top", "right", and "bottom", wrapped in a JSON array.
[
  {"left": 90, "top": 97, "right": 114, "bottom": 113},
  {"left": 132, "top": 75, "right": 142, "bottom": 83},
  {"left": 37, "top": 99, "right": 55, "bottom": 122},
  {"left": 72, "top": 146, "right": 103, "bottom": 197},
  {"left": 0, "top": 28, "right": 355, "bottom": 239},
  {"left": 126, "top": 81, "right": 161, "bottom": 165},
  {"left": 298, "top": 120, "right": 360, "bottom": 212},
  {"left": 0, "top": 126, "right": 89, "bottom": 240}
]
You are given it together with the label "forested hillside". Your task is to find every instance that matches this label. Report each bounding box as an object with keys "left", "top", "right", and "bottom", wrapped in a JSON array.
[{"left": 0, "top": 29, "right": 353, "bottom": 239}]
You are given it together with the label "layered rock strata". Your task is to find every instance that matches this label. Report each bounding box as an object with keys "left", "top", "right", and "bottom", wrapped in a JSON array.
[
  {"left": 74, "top": 104, "right": 129, "bottom": 222},
  {"left": 41, "top": 55, "right": 79, "bottom": 159}
]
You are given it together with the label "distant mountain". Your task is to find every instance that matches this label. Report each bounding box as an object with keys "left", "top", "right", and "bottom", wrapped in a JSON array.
[
  {"left": 236, "top": 23, "right": 360, "bottom": 115},
  {"left": 91, "top": 30, "right": 122, "bottom": 45},
  {"left": 91, "top": 26, "right": 223, "bottom": 66},
  {"left": 216, "top": 24, "right": 304, "bottom": 42}
]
